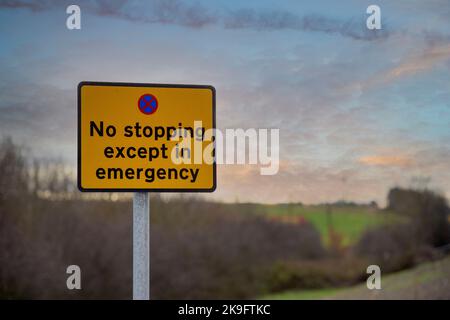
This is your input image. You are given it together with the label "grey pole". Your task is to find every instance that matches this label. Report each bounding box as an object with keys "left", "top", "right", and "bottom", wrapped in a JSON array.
[{"left": 133, "top": 192, "right": 150, "bottom": 300}]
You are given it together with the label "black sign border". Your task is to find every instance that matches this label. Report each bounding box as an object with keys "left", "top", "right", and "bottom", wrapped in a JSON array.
[{"left": 77, "top": 81, "right": 217, "bottom": 193}]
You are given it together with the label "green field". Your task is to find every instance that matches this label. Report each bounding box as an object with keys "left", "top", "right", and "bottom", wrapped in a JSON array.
[
  {"left": 261, "top": 255, "right": 450, "bottom": 300},
  {"left": 259, "top": 204, "right": 401, "bottom": 246}
]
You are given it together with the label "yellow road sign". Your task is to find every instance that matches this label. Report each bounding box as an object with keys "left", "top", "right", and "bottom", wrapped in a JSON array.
[{"left": 78, "top": 82, "right": 216, "bottom": 192}]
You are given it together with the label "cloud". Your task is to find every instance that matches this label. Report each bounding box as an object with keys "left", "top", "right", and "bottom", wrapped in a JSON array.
[
  {"left": 0, "top": 0, "right": 390, "bottom": 41},
  {"left": 0, "top": 79, "right": 76, "bottom": 159},
  {"left": 0, "top": 0, "right": 217, "bottom": 27},
  {"left": 92, "top": 0, "right": 216, "bottom": 29},
  {"left": 0, "top": 0, "right": 51, "bottom": 11},
  {"left": 358, "top": 155, "right": 413, "bottom": 167},
  {"left": 224, "top": 10, "right": 389, "bottom": 41},
  {"left": 1, "top": 0, "right": 450, "bottom": 204},
  {"left": 340, "top": 42, "right": 450, "bottom": 94},
  {"left": 384, "top": 44, "right": 450, "bottom": 80}
]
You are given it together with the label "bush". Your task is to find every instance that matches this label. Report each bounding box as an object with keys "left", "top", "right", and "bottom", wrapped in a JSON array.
[
  {"left": 151, "top": 202, "right": 326, "bottom": 299},
  {"left": 0, "top": 196, "right": 327, "bottom": 299},
  {"left": 266, "top": 257, "right": 368, "bottom": 292},
  {"left": 354, "top": 188, "right": 450, "bottom": 273},
  {"left": 387, "top": 188, "right": 450, "bottom": 247},
  {"left": 354, "top": 224, "right": 416, "bottom": 272}
]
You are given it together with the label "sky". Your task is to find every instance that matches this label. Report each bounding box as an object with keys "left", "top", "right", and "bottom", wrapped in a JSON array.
[{"left": 0, "top": 0, "right": 449, "bottom": 205}]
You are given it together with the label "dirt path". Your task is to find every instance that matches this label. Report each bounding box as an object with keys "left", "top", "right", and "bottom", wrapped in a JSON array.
[
  {"left": 328, "top": 256, "right": 450, "bottom": 300},
  {"left": 262, "top": 256, "right": 450, "bottom": 300}
]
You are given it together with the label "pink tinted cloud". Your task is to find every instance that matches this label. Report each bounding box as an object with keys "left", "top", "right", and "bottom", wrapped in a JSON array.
[{"left": 358, "top": 155, "right": 414, "bottom": 167}]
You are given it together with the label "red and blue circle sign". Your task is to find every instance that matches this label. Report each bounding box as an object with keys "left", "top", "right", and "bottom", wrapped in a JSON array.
[{"left": 138, "top": 94, "right": 158, "bottom": 115}]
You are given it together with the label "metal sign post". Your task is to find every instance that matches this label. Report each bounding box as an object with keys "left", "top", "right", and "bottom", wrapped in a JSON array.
[{"left": 133, "top": 192, "right": 150, "bottom": 300}]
